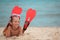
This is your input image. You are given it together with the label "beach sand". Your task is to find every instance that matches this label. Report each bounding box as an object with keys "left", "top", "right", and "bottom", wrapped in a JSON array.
[{"left": 0, "top": 27, "right": 60, "bottom": 40}]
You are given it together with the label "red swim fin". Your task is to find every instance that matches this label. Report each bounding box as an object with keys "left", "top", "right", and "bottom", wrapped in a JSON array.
[
  {"left": 26, "top": 8, "right": 36, "bottom": 22},
  {"left": 11, "top": 6, "right": 22, "bottom": 17},
  {"left": 23, "top": 8, "right": 36, "bottom": 33}
]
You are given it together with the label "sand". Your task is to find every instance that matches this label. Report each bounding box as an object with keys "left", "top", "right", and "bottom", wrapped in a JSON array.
[{"left": 0, "top": 27, "right": 60, "bottom": 40}]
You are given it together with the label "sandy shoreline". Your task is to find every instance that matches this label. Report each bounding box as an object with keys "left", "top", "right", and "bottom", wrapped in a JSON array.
[{"left": 0, "top": 27, "right": 60, "bottom": 40}]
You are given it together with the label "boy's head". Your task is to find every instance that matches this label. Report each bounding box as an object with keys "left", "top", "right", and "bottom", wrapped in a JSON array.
[{"left": 10, "top": 15, "right": 20, "bottom": 28}]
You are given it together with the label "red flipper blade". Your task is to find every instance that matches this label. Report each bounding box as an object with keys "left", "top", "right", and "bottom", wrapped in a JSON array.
[
  {"left": 26, "top": 8, "right": 36, "bottom": 22},
  {"left": 12, "top": 6, "right": 22, "bottom": 15}
]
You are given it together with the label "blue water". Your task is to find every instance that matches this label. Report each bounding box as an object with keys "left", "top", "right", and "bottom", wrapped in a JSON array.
[{"left": 0, "top": 0, "right": 60, "bottom": 27}]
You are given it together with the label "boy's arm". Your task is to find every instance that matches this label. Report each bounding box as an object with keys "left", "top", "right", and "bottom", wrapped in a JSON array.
[{"left": 3, "top": 26, "right": 11, "bottom": 37}]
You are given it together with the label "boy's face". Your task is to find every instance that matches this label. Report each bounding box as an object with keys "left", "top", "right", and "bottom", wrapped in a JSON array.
[{"left": 12, "top": 17, "right": 20, "bottom": 28}]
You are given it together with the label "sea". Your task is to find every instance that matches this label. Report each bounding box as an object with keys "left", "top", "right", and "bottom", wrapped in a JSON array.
[{"left": 0, "top": 0, "right": 60, "bottom": 27}]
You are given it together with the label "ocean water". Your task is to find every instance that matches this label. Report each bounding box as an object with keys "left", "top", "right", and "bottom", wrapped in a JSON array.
[{"left": 0, "top": 0, "right": 60, "bottom": 27}]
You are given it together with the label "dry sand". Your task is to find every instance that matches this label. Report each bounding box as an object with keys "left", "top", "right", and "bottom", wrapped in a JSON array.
[{"left": 0, "top": 27, "right": 60, "bottom": 40}]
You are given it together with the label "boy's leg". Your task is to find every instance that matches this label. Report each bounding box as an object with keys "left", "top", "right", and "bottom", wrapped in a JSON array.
[
  {"left": 23, "top": 8, "right": 36, "bottom": 33},
  {"left": 23, "top": 21, "right": 30, "bottom": 33}
]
